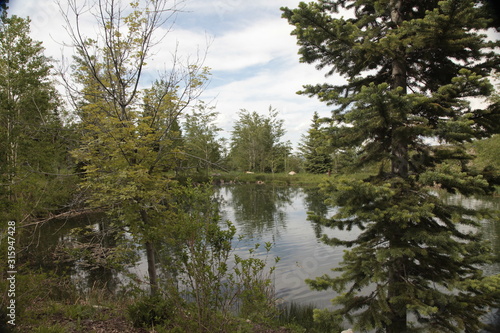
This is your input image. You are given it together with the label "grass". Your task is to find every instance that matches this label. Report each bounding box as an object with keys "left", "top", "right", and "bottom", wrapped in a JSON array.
[
  {"left": 32, "top": 324, "right": 67, "bottom": 333},
  {"left": 187, "top": 171, "right": 338, "bottom": 186},
  {"left": 6, "top": 269, "right": 140, "bottom": 333}
]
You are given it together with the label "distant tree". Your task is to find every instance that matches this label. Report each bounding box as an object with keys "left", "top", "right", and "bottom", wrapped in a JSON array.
[
  {"left": 62, "top": 0, "right": 209, "bottom": 295},
  {"left": 466, "top": 73, "right": 500, "bottom": 190},
  {"left": 299, "top": 112, "right": 332, "bottom": 174},
  {"left": 283, "top": 0, "right": 500, "bottom": 332},
  {"left": 230, "top": 107, "right": 290, "bottom": 173},
  {"left": 285, "top": 153, "right": 304, "bottom": 173},
  {"left": 0, "top": 12, "right": 73, "bottom": 222},
  {"left": 183, "top": 102, "right": 224, "bottom": 175},
  {"left": 269, "top": 140, "right": 293, "bottom": 174}
]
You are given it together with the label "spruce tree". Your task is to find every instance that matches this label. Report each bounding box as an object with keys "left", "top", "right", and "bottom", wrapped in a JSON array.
[
  {"left": 299, "top": 111, "right": 333, "bottom": 174},
  {"left": 283, "top": 1, "right": 500, "bottom": 332}
]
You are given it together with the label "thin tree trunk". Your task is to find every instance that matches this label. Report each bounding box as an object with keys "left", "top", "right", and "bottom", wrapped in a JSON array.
[
  {"left": 387, "top": 1, "right": 409, "bottom": 331},
  {"left": 390, "top": 0, "right": 409, "bottom": 179},
  {"left": 387, "top": 256, "right": 408, "bottom": 333},
  {"left": 140, "top": 209, "right": 158, "bottom": 295},
  {"left": 145, "top": 240, "right": 158, "bottom": 296}
]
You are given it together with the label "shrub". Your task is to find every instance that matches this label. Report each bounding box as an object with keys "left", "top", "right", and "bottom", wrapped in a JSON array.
[{"left": 127, "top": 295, "right": 176, "bottom": 328}]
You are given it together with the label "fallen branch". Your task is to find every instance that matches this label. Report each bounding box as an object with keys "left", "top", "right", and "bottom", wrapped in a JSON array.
[{"left": 19, "top": 207, "right": 106, "bottom": 228}]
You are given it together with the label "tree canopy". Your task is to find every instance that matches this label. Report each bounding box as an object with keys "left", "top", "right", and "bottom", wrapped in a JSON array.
[
  {"left": 229, "top": 107, "right": 291, "bottom": 173},
  {"left": 183, "top": 102, "right": 225, "bottom": 175},
  {"left": 0, "top": 12, "right": 73, "bottom": 222},
  {"left": 63, "top": 0, "right": 209, "bottom": 294},
  {"left": 283, "top": 0, "right": 500, "bottom": 332}
]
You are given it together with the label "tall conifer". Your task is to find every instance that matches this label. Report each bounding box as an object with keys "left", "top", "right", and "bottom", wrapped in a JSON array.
[
  {"left": 283, "top": 1, "right": 500, "bottom": 331},
  {"left": 299, "top": 112, "right": 333, "bottom": 174}
]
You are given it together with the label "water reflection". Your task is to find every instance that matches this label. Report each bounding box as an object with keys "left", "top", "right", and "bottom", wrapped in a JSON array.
[
  {"left": 21, "top": 186, "right": 500, "bottom": 310},
  {"left": 302, "top": 186, "right": 330, "bottom": 239},
  {"left": 21, "top": 214, "right": 123, "bottom": 294},
  {"left": 218, "top": 186, "right": 500, "bottom": 308},
  {"left": 217, "top": 185, "right": 343, "bottom": 307},
  {"left": 218, "top": 185, "right": 296, "bottom": 238},
  {"left": 441, "top": 192, "right": 500, "bottom": 274}
]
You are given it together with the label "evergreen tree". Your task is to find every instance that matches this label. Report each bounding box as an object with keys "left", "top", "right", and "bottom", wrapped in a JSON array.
[
  {"left": 283, "top": 1, "right": 500, "bottom": 332},
  {"left": 299, "top": 112, "right": 332, "bottom": 174},
  {"left": 0, "top": 11, "right": 73, "bottom": 222}
]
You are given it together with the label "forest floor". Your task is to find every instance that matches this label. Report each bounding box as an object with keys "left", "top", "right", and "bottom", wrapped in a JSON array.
[{"left": 16, "top": 301, "right": 295, "bottom": 333}]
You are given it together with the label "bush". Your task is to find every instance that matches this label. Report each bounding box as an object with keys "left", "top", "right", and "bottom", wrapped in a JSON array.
[{"left": 127, "top": 295, "right": 176, "bottom": 328}]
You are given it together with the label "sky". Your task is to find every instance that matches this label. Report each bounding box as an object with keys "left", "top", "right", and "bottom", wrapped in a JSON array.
[
  {"left": 7, "top": 1, "right": 498, "bottom": 151},
  {"left": 6, "top": 0, "right": 338, "bottom": 150}
]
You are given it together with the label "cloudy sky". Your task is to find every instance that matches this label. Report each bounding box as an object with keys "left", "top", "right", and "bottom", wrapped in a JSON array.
[{"left": 7, "top": 0, "right": 338, "bottom": 150}]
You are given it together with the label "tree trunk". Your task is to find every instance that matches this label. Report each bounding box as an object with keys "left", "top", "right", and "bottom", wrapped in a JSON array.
[
  {"left": 387, "top": 257, "right": 408, "bottom": 333},
  {"left": 145, "top": 240, "right": 158, "bottom": 296},
  {"left": 387, "top": 2, "right": 409, "bottom": 331},
  {"left": 140, "top": 209, "right": 158, "bottom": 295},
  {"left": 390, "top": 0, "right": 409, "bottom": 179},
  {"left": 391, "top": 139, "right": 409, "bottom": 178}
]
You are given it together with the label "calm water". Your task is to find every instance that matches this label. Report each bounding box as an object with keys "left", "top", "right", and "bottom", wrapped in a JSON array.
[
  {"left": 216, "top": 185, "right": 500, "bottom": 309},
  {"left": 217, "top": 185, "right": 343, "bottom": 308},
  {"left": 25, "top": 184, "right": 500, "bottom": 311}
]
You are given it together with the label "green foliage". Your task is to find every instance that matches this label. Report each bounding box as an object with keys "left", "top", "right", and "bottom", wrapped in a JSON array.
[
  {"left": 278, "top": 302, "right": 342, "bottom": 333},
  {"left": 230, "top": 107, "right": 291, "bottom": 173},
  {"left": 56, "top": 303, "right": 96, "bottom": 320},
  {"left": 65, "top": 0, "right": 210, "bottom": 294},
  {"left": 299, "top": 112, "right": 333, "bottom": 174},
  {"left": 0, "top": 11, "right": 76, "bottom": 222},
  {"left": 162, "top": 182, "right": 237, "bottom": 330},
  {"left": 470, "top": 134, "right": 500, "bottom": 178},
  {"left": 127, "top": 295, "right": 176, "bottom": 328},
  {"left": 231, "top": 242, "right": 280, "bottom": 322},
  {"left": 283, "top": 0, "right": 500, "bottom": 331},
  {"left": 183, "top": 101, "right": 226, "bottom": 175},
  {"left": 123, "top": 182, "right": 280, "bottom": 332}
]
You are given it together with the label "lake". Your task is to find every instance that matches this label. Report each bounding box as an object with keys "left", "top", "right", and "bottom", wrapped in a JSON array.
[
  {"left": 25, "top": 184, "right": 500, "bottom": 311},
  {"left": 215, "top": 184, "right": 500, "bottom": 309}
]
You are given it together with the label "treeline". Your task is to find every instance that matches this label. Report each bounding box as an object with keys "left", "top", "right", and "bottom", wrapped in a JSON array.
[
  {"left": 0, "top": 4, "right": 285, "bottom": 332},
  {"left": 0, "top": 10, "right": 288, "bottom": 225},
  {"left": 183, "top": 105, "right": 297, "bottom": 174}
]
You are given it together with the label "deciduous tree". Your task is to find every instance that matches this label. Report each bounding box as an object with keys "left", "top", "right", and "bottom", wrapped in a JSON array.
[
  {"left": 62, "top": 0, "right": 209, "bottom": 295},
  {"left": 0, "top": 11, "right": 73, "bottom": 222},
  {"left": 230, "top": 107, "right": 290, "bottom": 173},
  {"left": 183, "top": 102, "right": 225, "bottom": 175}
]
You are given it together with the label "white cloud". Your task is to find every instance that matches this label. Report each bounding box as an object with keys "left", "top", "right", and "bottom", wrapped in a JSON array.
[
  {"left": 207, "top": 19, "right": 295, "bottom": 72},
  {"left": 181, "top": 0, "right": 299, "bottom": 20},
  {"left": 154, "top": 14, "right": 298, "bottom": 73},
  {"left": 200, "top": 56, "right": 337, "bottom": 147},
  {"left": 7, "top": 0, "right": 339, "bottom": 150}
]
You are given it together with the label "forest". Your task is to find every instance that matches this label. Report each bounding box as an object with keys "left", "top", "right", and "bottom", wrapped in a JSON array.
[{"left": 1, "top": 0, "right": 500, "bottom": 332}]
